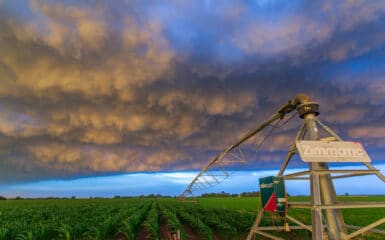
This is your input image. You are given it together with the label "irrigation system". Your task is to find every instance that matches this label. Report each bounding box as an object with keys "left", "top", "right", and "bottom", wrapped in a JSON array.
[{"left": 180, "top": 94, "right": 385, "bottom": 240}]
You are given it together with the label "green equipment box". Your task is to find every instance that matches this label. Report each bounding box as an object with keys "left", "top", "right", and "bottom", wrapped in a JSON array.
[{"left": 259, "top": 176, "right": 287, "bottom": 213}]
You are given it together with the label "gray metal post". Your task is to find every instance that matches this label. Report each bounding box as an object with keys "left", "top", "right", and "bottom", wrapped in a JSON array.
[{"left": 304, "top": 113, "right": 344, "bottom": 240}]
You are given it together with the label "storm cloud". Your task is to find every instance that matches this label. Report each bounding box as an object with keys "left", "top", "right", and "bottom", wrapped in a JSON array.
[{"left": 1, "top": 0, "right": 385, "bottom": 182}]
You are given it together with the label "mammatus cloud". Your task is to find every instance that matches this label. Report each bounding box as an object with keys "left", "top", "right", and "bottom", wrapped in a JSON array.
[{"left": 0, "top": 0, "right": 385, "bottom": 182}]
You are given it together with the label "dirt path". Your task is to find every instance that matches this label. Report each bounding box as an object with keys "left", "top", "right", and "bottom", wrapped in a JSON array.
[
  {"left": 115, "top": 231, "right": 128, "bottom": 240},
  {"left": 136, "top": 227, "right": 151, "bottom": 240},
  {"left": 213, "top": 234, "right": 221, "bottom": 240},
  {"left": 159, "top": 214, "right": 173, "bottom": 240},
  {"left": 181, "top": 223, "right": 200, "bottom": 240}
]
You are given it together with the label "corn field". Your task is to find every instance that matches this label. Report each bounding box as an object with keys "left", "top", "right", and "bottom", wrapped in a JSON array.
[{"left": 0, "top": 198, "right": 255, "bottom": 240}]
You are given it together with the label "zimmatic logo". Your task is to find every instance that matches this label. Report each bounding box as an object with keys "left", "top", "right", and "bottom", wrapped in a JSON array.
[
  {"left": 296, "top": 140, "right": 371, "bottom": 163},
  {"left": 302, "top": 145, "right": 364, "bottom": 157}
]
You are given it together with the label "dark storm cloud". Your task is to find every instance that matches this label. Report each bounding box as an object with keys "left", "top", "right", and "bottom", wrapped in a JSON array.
[{"left": 0, "top": 0, "right": 385, "bottom": 182}]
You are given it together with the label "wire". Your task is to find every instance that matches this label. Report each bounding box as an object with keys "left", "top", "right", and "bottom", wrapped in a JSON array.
[
  {"left": 279, "top": 111, "right": 298, "bottom": 128},
  {"left": 254, "top": 111, "right": 297, "bottom": 151},
  {"left": 255, "top": 118, "right": 282, "bottom": 150}
]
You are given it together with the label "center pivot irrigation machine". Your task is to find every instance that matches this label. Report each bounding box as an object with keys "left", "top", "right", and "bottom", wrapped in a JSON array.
[{"left": 180, "top": 94, "right": 385, "bottom": 240}]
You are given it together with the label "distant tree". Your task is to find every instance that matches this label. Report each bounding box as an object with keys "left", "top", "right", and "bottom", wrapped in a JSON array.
[
  {"left": 344, "top": 192, "right": 349, "bottom": 196},
  {"left": 200, "top": 191, "right": 232, "bottom": 197},
  {"left": 240, "top": 191, "right": 260, "bottom": 197},
  {"left": 219, "top": 191, "right": 230, "bottom": 197},
  {"left": 161, "top": 195, "right": 172, "bottom": 198},
  {"left": 0, "top": 196, "right": 6, "bottom": 200},
  {"left": 71, "top": 196, "right": 76, "bottom": 199},
  {"left": 114, "top": 195, "right": 121, "bottom": 199}
]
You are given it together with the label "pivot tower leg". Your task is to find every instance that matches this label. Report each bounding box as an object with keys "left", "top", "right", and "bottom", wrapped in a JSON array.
[{"left": 303, "top": 111, "right": 345, "bottom": 240}]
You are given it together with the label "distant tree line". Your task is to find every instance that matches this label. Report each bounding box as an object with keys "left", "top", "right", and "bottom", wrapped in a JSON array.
[
  {"left": 115, "top": 194, "right": 175, "bottom": 198},
  {"left": 0, "top": 192, "right": 296, "bottom": 200},
  {"left": 0, "top": 192, "right": 262, "bottom": 200},
  {"left": 200, "top": 191, "right": 261, "bottom": 197}
]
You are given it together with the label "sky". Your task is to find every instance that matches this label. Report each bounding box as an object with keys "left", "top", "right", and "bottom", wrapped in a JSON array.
[
  {"left": 3, "top": 164, "right": 385, "bottom": 198},
  {"left": 1, "top": 0, "right": 385, "bottom": 197}
]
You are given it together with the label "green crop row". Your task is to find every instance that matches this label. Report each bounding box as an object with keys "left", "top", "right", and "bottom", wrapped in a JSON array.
[
  {"left": 159, "top": 199, "right": 256, "bottom": 239},
  {"left": 116, "top": 201, "right": 151, "bottom": 240},
  {"left": 0, "top": 197, "right": 384, "bottom": 239},
  {"left": 141, "top": 201, "right": 160, "bottom": 240},
  {"left": 158, "top": 202, "right": 187, "bottom": 240},
  {"left": 0, "top": 198, "right": 151, "bottom": 240}
]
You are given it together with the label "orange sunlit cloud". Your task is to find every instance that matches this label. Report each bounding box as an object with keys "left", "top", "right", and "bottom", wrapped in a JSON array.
[{"left": 1, "top": 0, "right": 385, "bottom": 183}]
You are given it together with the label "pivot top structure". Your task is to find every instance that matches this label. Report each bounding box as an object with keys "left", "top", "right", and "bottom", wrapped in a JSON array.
[{"left": 180, "top": 94, "right": 318, "bottom": 198}]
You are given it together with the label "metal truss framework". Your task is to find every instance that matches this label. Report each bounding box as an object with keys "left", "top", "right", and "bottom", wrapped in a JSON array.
[
  {"left": 247, "top": 116, "right": 385, "bottom": 240},
  {"left": 183, "top": 146, "right": 248, "bottom": 194},
  {"left": 180, "top": 94, "right": 315, "bottom": 198},
  {"left": 179, "top": 108, "right": 288, "bottom": 198}
]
